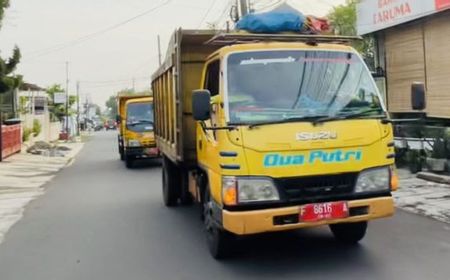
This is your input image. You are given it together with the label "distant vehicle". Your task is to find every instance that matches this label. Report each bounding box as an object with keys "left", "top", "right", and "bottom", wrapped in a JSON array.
[
  {"left": 117, "top": 95, "right": 159, "bottom": 168},
  {"left": 104, "top": 120, "right": 117, "bottom": 130},
  {"left": 94, "top": 122, "right": 104, "bottom": 131}
]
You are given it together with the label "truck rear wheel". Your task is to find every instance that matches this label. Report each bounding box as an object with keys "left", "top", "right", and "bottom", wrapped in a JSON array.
[
  {"left": 125, "top": 155, "right": 134, "bottom": 168},
  {"left": 329, "top": 221, "right": 367, "bottom": 244},
  {"left": 162, "top": 156, "right": 180, "bottom": 207},
  {"left": 203, "top": 189, "right": 234, "bottom": 259}
]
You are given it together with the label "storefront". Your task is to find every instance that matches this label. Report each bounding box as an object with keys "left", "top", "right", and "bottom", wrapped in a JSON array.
[{"left": 357, "top": 0, "right": 450, "bottom": 120}]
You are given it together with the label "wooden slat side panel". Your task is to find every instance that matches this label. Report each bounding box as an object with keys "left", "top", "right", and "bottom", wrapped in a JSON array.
[
  {"left": 152, "top": 30, "right": 222, "bottom": 164},
  {"left": 385, "top": 23, "right": 425, "bottom": 113},
  {"left": 424, "top": 12, "right": 450, "bottom": 118},
  {"left": 152, "top": 66, "right": 178, "bottom": 163}
]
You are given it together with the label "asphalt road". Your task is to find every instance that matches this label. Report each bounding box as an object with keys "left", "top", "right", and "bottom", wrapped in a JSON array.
[{"left": 1, "top": 131, "right": 450, "bottom": 280}]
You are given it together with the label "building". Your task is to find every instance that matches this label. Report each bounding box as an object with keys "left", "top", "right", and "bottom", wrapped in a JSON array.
[
  {"left": 18, "top": 83, "right": 61, "bottom": 143},
  {"left": 357, "top": 0, "right": 450, "bottom": 121}
]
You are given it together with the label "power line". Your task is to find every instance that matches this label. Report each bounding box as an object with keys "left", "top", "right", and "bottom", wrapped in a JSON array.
[
  {"left": 80, "top": 76, "right": 151, "bottom": 85},
  {"left": 26, "top": 0, "right": 172, "bottom": 59},
  {"left": 214, "top": 0, "right": 234, "bottom": 27},
  {"left": 253, "top": 0, "right": 284, "bottom": 12},
  {"left": 197, "top": 0, "right": 220, "bottom": 28}
]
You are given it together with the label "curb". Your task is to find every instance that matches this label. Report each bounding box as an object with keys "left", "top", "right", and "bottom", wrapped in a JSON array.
[{"left": 417, "top": 172, "right": 450, "bottom": 185}]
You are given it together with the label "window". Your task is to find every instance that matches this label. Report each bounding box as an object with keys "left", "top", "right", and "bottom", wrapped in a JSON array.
[
  {"left": 126, "top": 102, "right": 154, "bottom": 132},
  {"left": 204, "top": 60, "right": 220, "bottom": 96}
]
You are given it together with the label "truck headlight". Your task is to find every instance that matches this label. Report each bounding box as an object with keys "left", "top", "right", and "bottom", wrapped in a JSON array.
[
  {"left": 222, "top": 177, "right": 280, "bottom": 205},
  {"left": 355, "top": 167, "right": 390, "bottom": 193},
  {"left": 127, "top": 139, "right": 141, "bottom": 147}
]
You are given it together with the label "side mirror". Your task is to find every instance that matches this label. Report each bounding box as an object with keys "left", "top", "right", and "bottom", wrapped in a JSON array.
[
  {"left": 411, "top": 82, "right": 426, "bottom": 111},
  {"left": 192, "top": 90, "right": 211, "bottom": 121}
]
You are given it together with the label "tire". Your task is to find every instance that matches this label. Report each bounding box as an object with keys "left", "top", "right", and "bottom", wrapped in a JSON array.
[
  {"left": 203, "top": 188, "right": 234, "bottom": 259},
  {"left": 162, "top": 156, "right": 180, "bottom": 207},
  {"left": 118, "top": 137, "right": 125, "bottom": 161},
  {"left": 125, "top": 155, "right": 134, "bottom": 169},
  {"left": 329, "top": 221, "right": 368, "bottom": 244}
]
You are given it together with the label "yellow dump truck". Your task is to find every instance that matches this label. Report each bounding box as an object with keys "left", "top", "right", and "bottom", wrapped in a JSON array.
[
  {"left": 117, "top": 95, "right": 158, "bottom": 168},
  {"left": 152, "top": 30, "right": 425, "bottom": 258}
]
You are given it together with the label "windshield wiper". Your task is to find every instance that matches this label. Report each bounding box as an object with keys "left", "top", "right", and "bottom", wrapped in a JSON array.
[
  {"left": 247, "top": 115, "right": 328, "bottom": 129},
  {"left": 313, "top": 109, "right": 387, "bottom": 125},
  {"left": 128, "top": 120, "right": 154, "bottom": 126}
]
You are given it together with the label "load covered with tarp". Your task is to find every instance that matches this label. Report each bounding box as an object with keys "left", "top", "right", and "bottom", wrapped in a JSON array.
[
  {"left": 235, "top": 3, "right": 331, "bottom": 34},
  {"left": 236, "top": 11, "right": 305, "bottom": 33}
]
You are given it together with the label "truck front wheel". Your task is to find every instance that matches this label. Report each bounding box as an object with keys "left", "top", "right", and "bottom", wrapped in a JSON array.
[
  {"left": 118, "top": 136, "right": 124, "bottom": 161},
  {"left": 329, "top": 221, "right": 367, "bottom": 244},
  {"left": 203, "top": 189, "right": 234, "bottom": 259},
  {"left": 162, "top": 156, "right": 180, "bottom": 207}
]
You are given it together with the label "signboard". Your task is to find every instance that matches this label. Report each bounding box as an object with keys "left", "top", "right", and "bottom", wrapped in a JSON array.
[
  {"left": 357, "top": 0, "right": 450, "bottom": 35},
  {"left": 34, "top": 96, "right": 47, "bottom": 115},
  {"left": 54, "top": 92, "right": 67, "bottom": 104}
]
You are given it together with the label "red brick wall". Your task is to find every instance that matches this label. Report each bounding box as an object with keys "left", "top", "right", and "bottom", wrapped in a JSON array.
[{"left": 1, "top": 124, "right": 21, "bottom": 160}]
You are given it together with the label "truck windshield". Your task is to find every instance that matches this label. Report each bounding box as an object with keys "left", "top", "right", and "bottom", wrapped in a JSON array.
[
  {"left": 126, "top": 102, "right": 154, "bottom": 132},
  {"left": 226, "top": 50, "right": 385, "bottom": 125}
]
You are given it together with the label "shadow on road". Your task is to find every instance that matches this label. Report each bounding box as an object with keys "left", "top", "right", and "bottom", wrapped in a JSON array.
[
  {"left": 129, "top": 158, "right": 162, "bottom": 169},
  {"left": 160, "top": 203, "right": 379, "bottom": 278}
]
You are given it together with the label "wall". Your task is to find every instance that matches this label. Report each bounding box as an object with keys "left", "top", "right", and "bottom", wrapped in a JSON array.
[
  {"left": 382, "top": 10, "right": 450, "bottom": 118},
  {"left": 1, "top": 124, "right": 21, "bottom": 160},
  {"left": 20, "top": 112, "right": 61, "bottom": 143}
]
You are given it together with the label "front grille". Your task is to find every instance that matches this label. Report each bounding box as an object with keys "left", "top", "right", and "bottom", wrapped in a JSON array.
[
  {"left": 275, "top": 173, "right": 358, "bottom": 203},
  {"left": 141, "top": 140, "right": 155, "bottom": 146}
]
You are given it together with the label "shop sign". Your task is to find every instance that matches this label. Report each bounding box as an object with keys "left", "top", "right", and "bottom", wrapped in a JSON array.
[{"left": 357, "top": 0, "right": 449, "bottom": 35}]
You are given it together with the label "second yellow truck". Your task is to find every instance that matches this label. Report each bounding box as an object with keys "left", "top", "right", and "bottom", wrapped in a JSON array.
[
  {"left": 117, "top": 95, "right": 158, "bottom": 168},
  {"left": 152, "top": 30, "right": 425, "bottom": 259}
]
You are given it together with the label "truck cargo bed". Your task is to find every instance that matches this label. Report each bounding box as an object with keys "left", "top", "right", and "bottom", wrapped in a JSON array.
[{"left": 152, "top": 29, "right": 222, "bottom": 166}]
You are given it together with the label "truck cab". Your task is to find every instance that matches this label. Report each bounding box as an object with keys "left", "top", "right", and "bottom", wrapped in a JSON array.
[{"left": 117, "top": 96, "right": 158, "bottom": 168}]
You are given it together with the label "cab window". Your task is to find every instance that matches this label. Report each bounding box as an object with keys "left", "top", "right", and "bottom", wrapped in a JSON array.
[{"left": 204, "top": 60, "right": 220, "bottom": 96}]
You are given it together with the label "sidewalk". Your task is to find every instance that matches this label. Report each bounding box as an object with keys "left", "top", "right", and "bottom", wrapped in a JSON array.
[
  {"left": 0, "top": 142, "right": 84, "bottom": 243},
  {"left": 395, "top": 169, "right": 450, "bottom": 224}
]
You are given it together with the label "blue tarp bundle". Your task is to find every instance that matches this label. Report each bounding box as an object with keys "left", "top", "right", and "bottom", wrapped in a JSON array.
[{"left": 236, "top": 11, "right": 305, "bottom": 33}]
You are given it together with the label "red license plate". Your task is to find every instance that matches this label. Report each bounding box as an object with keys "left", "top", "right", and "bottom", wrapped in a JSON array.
[
  {"left": 144, "top": 148, "right": 159, "bottom": 155},
  {"left": 300, "top": 201, "right": 349, "bottom": 222}
]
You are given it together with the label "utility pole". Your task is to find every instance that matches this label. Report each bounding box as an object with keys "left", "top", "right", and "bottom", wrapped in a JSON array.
[
  {"left": 157, "top": 35, "right": 162, "bottom": 66},
  {"left": 239, "top": 0, "right": 249, "bottom": 17},
  {"left": 65, "top": 62, "right": 69, "bottom": 138},
  {"left": 76, "top": 81, "right": 80, "bottom": 137}
]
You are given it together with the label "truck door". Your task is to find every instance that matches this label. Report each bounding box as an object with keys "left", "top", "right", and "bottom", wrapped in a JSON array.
[{"left": 197, "top": 59, "right": 221, "bottom": 167}]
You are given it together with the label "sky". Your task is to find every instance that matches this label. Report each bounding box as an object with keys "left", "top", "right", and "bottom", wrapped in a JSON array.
[{"left": 0, "top": 0, "right": 345, "bottom": 108}]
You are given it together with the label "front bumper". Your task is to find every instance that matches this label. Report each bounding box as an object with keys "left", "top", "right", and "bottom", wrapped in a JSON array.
[
  {"left": 222, "top": 197, "right": 394, "bottom": 235},
  {"left": 125, "top": 146, "right": 159, "bottom": 158}
]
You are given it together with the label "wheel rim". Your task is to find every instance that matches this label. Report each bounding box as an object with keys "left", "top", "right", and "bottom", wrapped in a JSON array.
[{"left": 203, "top": 193, "right": 215, "bottom": 241}]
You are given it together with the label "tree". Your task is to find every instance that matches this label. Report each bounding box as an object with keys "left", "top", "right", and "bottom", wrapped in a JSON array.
[
  {"left": 0, "top": 0, "right": 21, "bottom": 95},
  {"left": 105, "top": 95, "right": 118, "bottom": 119},
  {"left": 46, "top": 84, "right": 77, "bottom": 121},
  {"left": 0, "top": 0, "right": 9, "bottom": 26},
  {"left": 328, "top": 0, "right": 375, "bottom": 69},
  {"left": 94, "top": 104, "right": 101, "bottom": 116}
]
